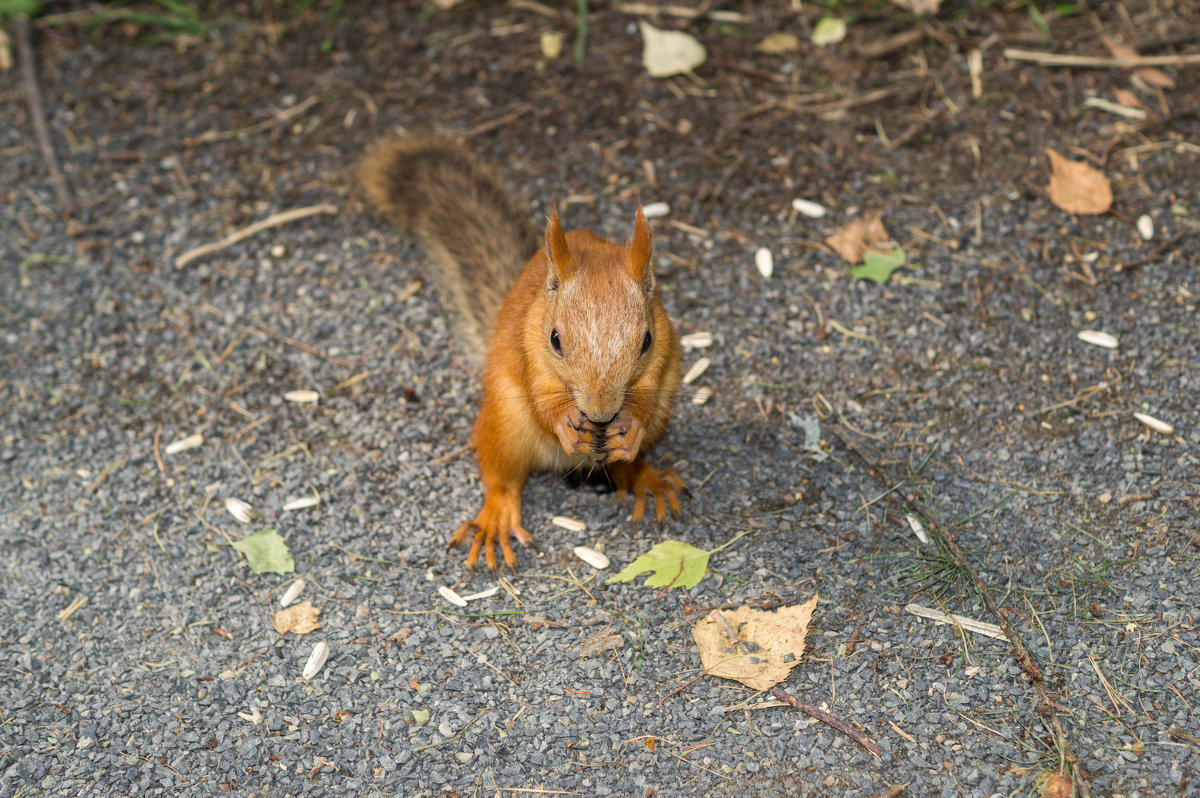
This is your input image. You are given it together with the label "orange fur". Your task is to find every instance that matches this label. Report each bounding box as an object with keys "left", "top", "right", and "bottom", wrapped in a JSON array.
[{"left": 361, "top": 138, "right": 684, "bottom": 572}]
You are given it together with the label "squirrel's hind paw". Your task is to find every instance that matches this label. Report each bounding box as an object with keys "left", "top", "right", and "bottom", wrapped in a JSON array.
[{"left": 611, "top": 459, "right": 686, "bottom": 524}]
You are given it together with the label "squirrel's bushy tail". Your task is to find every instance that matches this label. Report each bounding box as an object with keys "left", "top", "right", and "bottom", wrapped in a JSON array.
[{"left": 359, "top": 136, "right": 540, "bottom": 363}]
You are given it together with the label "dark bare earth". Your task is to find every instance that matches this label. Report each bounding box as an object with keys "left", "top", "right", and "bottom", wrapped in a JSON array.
[{"left": 2, "top": 2, "right": 1198, "bottom": 796}]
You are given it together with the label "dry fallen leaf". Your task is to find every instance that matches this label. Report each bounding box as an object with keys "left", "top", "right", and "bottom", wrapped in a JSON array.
[
  {"left": 825, "top": 210, "right": 895, "bottom": 263},
  {"left": 579, "top": 628, "right": 623, "bottom": 659},
  {"left": 1103, "top": 37, "right": 1175, "bottom": 90},
  {"left": 692, "top": 594, "right": 818, "bottom": 691},
  {"left": 273, "top": 599, "right": 322, "bottom": 635},
  {"left": 1045, "top": 149, "right": 1112, "bottom": 215}
]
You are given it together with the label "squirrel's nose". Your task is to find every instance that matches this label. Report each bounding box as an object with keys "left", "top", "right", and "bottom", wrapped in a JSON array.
[{"left": 580, "top": 409, "right": 617, "bottom": 426}]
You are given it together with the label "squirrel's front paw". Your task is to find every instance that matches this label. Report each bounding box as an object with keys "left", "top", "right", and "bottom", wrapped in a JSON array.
[
  {"left": 553, "top": 406, "right": 591, "bottom": 457},
  {"left": 606, "top": 408, "right": 646, "bottom": 463},
  {"left": 611, "top": 457, "right": 686, "bottom": 523},
  {"left": 448, "top": 494, "right": 536, "bottom": 572}
]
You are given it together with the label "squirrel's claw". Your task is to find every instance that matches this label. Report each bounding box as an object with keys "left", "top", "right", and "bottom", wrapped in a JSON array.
[
  {"left": 611, "top": 459, "right": 686, "bottom": 525},
  {"left": 449, "top": 515, "right": 533, "bottom": 573}
]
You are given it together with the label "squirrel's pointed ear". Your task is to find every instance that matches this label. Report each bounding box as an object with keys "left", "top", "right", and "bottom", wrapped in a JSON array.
[
  {"left": 545, "top": 205, "right": 574, "bottom": 288},
  {"left": 627, "top": 200, "right": 655, "bottom": 291}
]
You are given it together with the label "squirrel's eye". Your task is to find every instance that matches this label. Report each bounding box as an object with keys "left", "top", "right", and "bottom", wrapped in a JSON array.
[
  {"left": 641, "top": 331, "right": 652, "bottom": 354},
  {"left": 550, "top": 328, "right": 562, "bottom": 354}
]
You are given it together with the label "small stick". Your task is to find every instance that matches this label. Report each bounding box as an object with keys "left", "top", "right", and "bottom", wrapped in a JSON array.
[
  {"left": 770, "top": 687, "right": 881, "bottom": 757},
  {"left": 1004, "top": 48, "right": 1200, "bottom": 68},
  {"left": 174, "top": 204, "right": 338, "bottom": 268},
  {"left": 15, "top": 14, "right": 74, "bottom": 217}
]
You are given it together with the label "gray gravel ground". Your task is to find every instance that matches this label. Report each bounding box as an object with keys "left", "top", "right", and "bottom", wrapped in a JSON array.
[{"left": 3, "top": 4, "right": 1199, "bottom": 797}]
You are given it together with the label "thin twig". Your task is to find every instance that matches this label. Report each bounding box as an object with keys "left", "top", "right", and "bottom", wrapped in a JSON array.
[
  {"left": 174, "top": 204, "right": 338, "bottom": 268},
  {"left": 1004, "top": 48, "right": 1200, "bottom": 68},
  {"left": 770, "top": 687, "right": 882, "bottom": 757},
  {"left": 15, "top": 14, "right": 74, "bottom": 217}
]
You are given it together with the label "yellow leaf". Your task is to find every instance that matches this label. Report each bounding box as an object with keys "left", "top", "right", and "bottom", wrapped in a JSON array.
[{"left": 692, "top": 594, "right": 818, "bottom": 691}]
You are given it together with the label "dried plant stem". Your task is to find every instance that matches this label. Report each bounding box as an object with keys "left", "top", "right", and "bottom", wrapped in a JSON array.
[
  {"left": 16, "top": 14, "right": 74, "bottom": 217},
  {"left": 770, "top": 687, "right": 881, "bottom": 757},
  {"left": 174, "top": 204, "right": 338, "bottom": 268}
]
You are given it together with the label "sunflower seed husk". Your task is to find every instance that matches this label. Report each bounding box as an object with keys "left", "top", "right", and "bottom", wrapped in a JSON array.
[
  {"left": 691, "top": 386, "right": 713, "bottom": 406},
  {"left": 437, "top": 586, "right": 468, "bottom": 608},
  {"left": 573, "top": 546, "right": 610, "bottom": 570},
  {"left": 280, "top": 579, "right": 306, "bottom": 608},
  {"left": 301, "top": 641, "right": 329, "bottom": 680},
  {"left": 164, "top": 433, "right": 204, "bottom": 455},
  {"left": 680, "top": 331, "right": 713, "bottom": 350},
  {"left": 791, "top": 198, "right": 827, "bottom": 218},
  {"left": 1136, "top": 214, "right": 1154, "bottom": 241},
  {"left": 224, "top": 497, "right": 254, "bottom": 524},
  {"left": 284, "top": 390, "right": 320, "bottom": 404},
  {"left": 906, "top": 514, "right": 929, "bottom": 545},
  {"left": 1133, "top": 412, "right": 1173, "bottom": 435},
  {"left": 642, "top": 201, "right": 671, "bottom": 219},
  {"left": 282, "top": 495, "right": 320, "bottom": 511},
  {"left": 755, "top": 247, "right": 774, "bottom": 278},
  {"left": 552, "top": 515, "right": 587, "bottom": 533},
  {"left": 461, "top": 586, "right": 500, "bottom": 602},
  {"left": 1077, "top": 330, "right": 1118, "bottom": 349},
  {"left": 682, "top": 357, "right": 711, "bottom": 385}
]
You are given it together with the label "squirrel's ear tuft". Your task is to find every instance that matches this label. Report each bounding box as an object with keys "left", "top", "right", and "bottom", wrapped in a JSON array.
[
  {"left": 545, "top": 205, "right": 574, "bottom": 288},
  {"left": 627, "top": 200, "right": 655, "bottom": 292}
]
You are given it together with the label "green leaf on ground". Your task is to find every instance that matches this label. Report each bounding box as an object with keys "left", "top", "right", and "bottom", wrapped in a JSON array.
[
  {"left": 606, "top": 540, "right": 710, "bottom": 589},
  {"left": 849, "top": 247, "right": 908, "bottom": 284},
  {"left": 231, "top": 529, "right": 295, "bottom": 575}
]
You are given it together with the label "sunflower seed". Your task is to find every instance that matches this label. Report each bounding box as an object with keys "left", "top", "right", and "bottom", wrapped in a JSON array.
[
  {"left": 573, "top": 546, "right": 610, "bottom": 570},
  {"left": 1133, "top": 412, "right": 1173, "bottom": 435},
  {"left": 1136, "top": 214, "right": 1154, "bottom": 241},
  {"left": 552, "top": 515, "right": 587, "bottom": 532},
  {"left": 680, "top": 331, "right": 713, "bottom": 350},
  {"left": 682, "top": 356, "right": 711, "bottom": 385},
  {"left": 284, "top": 390, "right": 320, "bottom": 404},
  {"left": 755, "top": 247, "right": 774, "bottom": 278},
  {"left": 280, "top": 579, "right": 306, "bottom": 608},
  {"left": 164, "top": 433, "right": 204, "bottom": 454},
  {"left": 906, "top": 514, "right": 929, "bottom": 545},
  {"left": 301, "top": 641, "right": 329, "bottom": 680},
  {"left": 791, "top": 198, "right": 827, "bottom": 218},
  {"left": 437, "top": 586, "right": 468, "bottom": 608},
  {"left": 224, "top": 497, "right": 254, "bottom": 524},
  {"left": 1077, "top": 330, "right": 1118, "bottom": 349},
  {"left": 691, "top": 386, "right": 713, "bottom": 406},
  {"left": 642, "top": 201, "right": 671, "bottom": 219},
  {"left": 461, "top": 586, "right": 500, "bottom": 602},
  {"left": 282, "top": 495, "right": 320, "bottom": 511}
]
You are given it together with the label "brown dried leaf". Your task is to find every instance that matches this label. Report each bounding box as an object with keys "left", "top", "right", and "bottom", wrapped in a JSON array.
[
  {"left": 1045, "top": 149, "right": 1112, "bottom": 215},
  {"left": 1102, "top": 37, "right": 1138, "bottom": 61},
  {"left": 579, "top": 628, "right": 623, "bottom": 659},
  {"left": 1135, "top": 67, "right": 1174, "bottom": 88},
  {"left": 273, "top": 599, "right": 322, "bottom": 635},
  {"left": 692, "top": 594, "right": 818, "bottom": 691},
  {"left": 1113, "top": 89, "right": 1144, "bottom": 110},
  {"left": 825, "top": 211, "right": 895, "bottom": 263}
]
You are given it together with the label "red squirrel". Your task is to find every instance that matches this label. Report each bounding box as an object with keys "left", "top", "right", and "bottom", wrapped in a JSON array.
[{"left": 360, "top": 136, "right": 684, "bottom": 571}]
